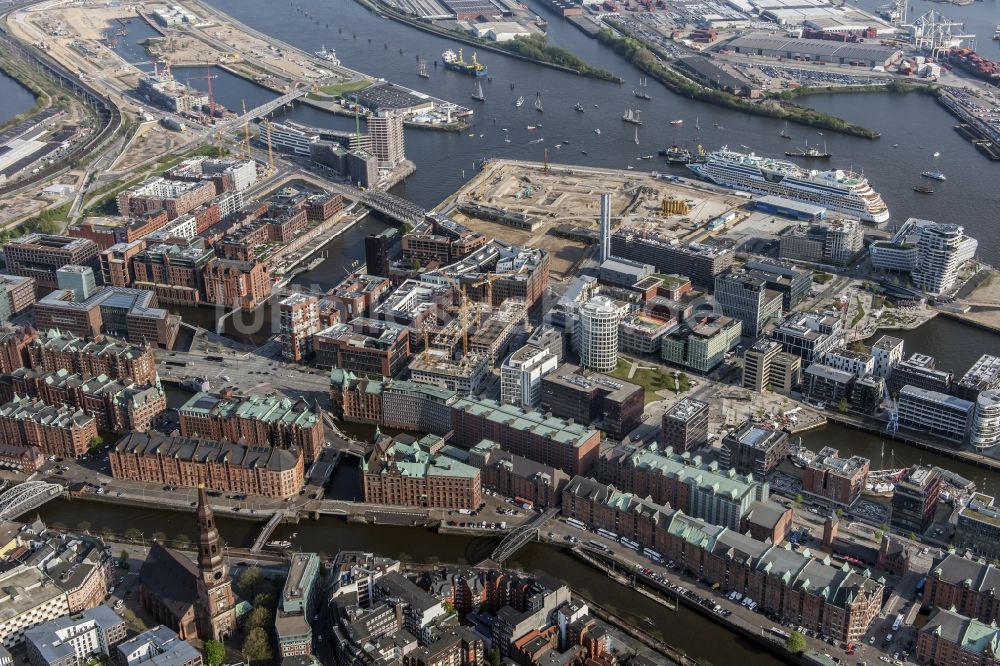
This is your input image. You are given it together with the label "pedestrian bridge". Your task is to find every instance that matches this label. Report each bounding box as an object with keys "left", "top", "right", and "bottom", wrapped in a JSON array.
[
  {"left": 0, "top": 482, "right": 62, "bottom": 521},
  {"left": 361, "top": 190, "right": 425, "bottom": 227},
  {"left": 489, "top": 507, "right": 559, "bottom": 564}
]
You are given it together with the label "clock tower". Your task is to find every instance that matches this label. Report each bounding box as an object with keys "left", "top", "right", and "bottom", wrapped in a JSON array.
[{"left": 195, "top": 486, "right": 236, "bottom": 641}]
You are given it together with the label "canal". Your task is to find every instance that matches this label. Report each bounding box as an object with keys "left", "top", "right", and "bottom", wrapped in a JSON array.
[
  {"left": 0, "top": 69, "right": 36, "bottom": 125},
  {"left": 33, "top": 497, "right": 783, "bottom": 666}
]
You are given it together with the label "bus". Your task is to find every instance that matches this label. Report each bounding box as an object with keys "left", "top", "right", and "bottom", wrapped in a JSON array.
[
  {"left": 620, "top": 537, "right": 641, "bottom": 551},
  {"left": 892, "top": 614, "right": 904, "bottom": 632},
  {"left": 596, "top": 528, "right": 619, "bottom": 541},
  {"left": 565, "top": 518, "right": 587, "bottom": 531},
  {"left": 642, "top": 547, "right": 664, "bottom": 563},
  {"left": 769, "top": 627, "right": 791, "bottom": 640},
  {"left": 588, "top": 540, "right": 610, "bottom": 552}
]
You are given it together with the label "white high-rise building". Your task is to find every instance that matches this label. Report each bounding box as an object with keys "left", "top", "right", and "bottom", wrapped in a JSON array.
[
  {"left": 55, "top": 265, "right": 97, "bottom": 302},
  {"left": 367, "top": 111, "right": 405, "bottom": 166},
  {"left": 575, "top": 296, "right": 624, "bottom": 373},
  {"left": 500, "top": 344, "right": 559, "bottom": 407},
  {"left": 911, "top": 222, "right": 978, "bottom": 295},
  {"left": 871, "top": 335, "right": 904, "bottom": 379},
  {"left": 971, "top": 389, "right": 1000, "bottom": 450}
]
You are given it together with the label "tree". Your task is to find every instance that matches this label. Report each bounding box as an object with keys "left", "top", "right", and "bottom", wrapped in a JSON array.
[
  {"left": 169, "top": 533, "right": 190, "bottom": 549},
  {"left": 119, "top": 550, "right": 129, "bottom": 568},
  {"left": 124, "top": 528, "right": 142, "bottom": 542},
  {"left": 238, "top": 565, "right": 262, "bottom": 597},
  {"left": 77, "top": 521, "right": 91, "bottom": 533},
  {"left": 909, "top": 531, "right": 918, "bottom": 541},
  {"left": 785, "top": 630, "right": 807, "bottom": 654},
  {"left": 204, "top": 640, "right": 225, "bottom": 666},
  {"left": 151, "top": 531, "right": 166, "bottom": 543},
  {"left": 837, "top": 398, "right": 849, "bottom": 414},
  {"left": 410, "top": 258, "right": 422, "bottom": 271},
  {"left": 835, "top": 507, "right": 844, "bottom": 518},
  {"left": 241, "top": 627, "right": 273, "bottom": 663},
  {"left": 252, "top": 593, "right": 276, "bottom": 610},
  {"left": 873, "top": 529, "right": 884, "bottom": 543},
  {"left": 88, "top": 435, "right": 104, "bottom": 451},
  {"left": 851, "top": 340, "right": 869, "bottom": 354},
  {"left": 489, "top": 647, "right": 501, "bottom": 666},
  {"left": 245, "top": 606, "right": 272, "bottom": 630},
  {"left": 793, "top": 494, "right": 804, "bottom": 505}
]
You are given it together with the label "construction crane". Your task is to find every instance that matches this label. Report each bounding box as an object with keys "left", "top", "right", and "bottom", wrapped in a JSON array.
[
  {"left": 543, "top": 147, "right": 549, "bottom": 174},
  {"left": 471, "top": 273, "right": 499, "bottom": 308},
  {"left": 185, "top": 67, "right": 219, "bottom": 118},
  {"left": 263, "top": 118, "right": 275, "bottom": 173},
  {"left": 423, "top": 328, "right": 430, "bottom": 364},
  {"left": 241, "top": 99, "right": 252, "bottom": 161},
  {"left": 460, "top": 287, "right": 470, "bottom": 357}
]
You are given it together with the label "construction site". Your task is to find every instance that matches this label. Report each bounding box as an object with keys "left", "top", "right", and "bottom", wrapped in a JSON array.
[{"left": 438, "top": 159, "right": 750, "bottom": 279}]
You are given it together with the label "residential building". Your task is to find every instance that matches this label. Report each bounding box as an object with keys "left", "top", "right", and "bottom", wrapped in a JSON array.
[
  {"left": 772, "top": 312, "right": 842, "bottom": 365},
  {"left": 116, "top": 177, "right": 216, "bottom": 221},
  {"left": 897, "top": 385, "right": 973, "bottom": 444},
  {"left": 313, "top": 318, "right": 410, "bottom": 376},
  {"left": 450, "top": 396, "right": 602, "bottom": 476},
  {"left": 362, "top": 433, "right": 482, "bottom": 511},
  {"left": 955, "top": 354, "right": 1000, "bottom": 402},
  {"left": 24, "top": 605, "right": 126, "bottom": 666},
  {"left": 970, "top": 389, "right": 1000, "bottom": 450},
  {"left": 4, "top": 234, "right": 100, "bottom": 288},
  {"left": 888, "top": 354, "right": 953, "bottom": 396},
  {"left": 911, "top": 222, "right": 978, "bottom": 295},
  {"left": 573, "top": 296, "right": 624, "bottom": 373},
  {"left": 660, "top": 397, "right": 709, "bottom": 453},
  {"left": 163, "top": 156, "right": 258, "bottom": 193},
  {"left": 466, "top": 440, "right": 569, "bottom": 509},
  {"left": 872, "top": 335, "right": 904, "bottom": 379},
  {"left": 178, "top": 389, "right": 324, "bottom": 461},
  {"left": 110, "top": 431, "right": 305, "bottom": 498},
  {"left": 366, "top": 111, "right": 405, "bottom": 166},
  {"left": 34, "top": 288, "right": 180, "bottom": 350},
  {"left": 500, "top": 344, "right": 559, "bottom": 408},
  {"left": 778, "top": 218, "right": 863, "bottom": 266},
  {"left": 714, "top": 269, "right": 783, "bottom": 338},
  {"left": 539, "top": 363, "right": 643, "bottom": 439},
  {"left": 923, "top": 554, "right": 1000, "bottom": 625},
  {"left": 611, "top": 227, "right": 733, "bottom": 286},
  {"left": 13, "top": 526, "right": 115, "bottom": 615},
  {"left": 597, "top": 445, "right": 768, "bottom": 530},
  {"left": 850, "top": 374, "right": 885, "bottom": 414},
  {"left": 660, "top": 314, "right": 741, "bottom": 373},
  {"left": 130, "top": 242, "right": 214, "bottom": 306},
  {"left": 561, "top": 477, "right": 884, "bottom": 643},
  {"left": 27, "top": 330, "right": 157, "bottom": 385},
  {"left": 324, "top": 274, "right": 391, "bottom": 321},
  {"left": 743, "top": 260, "right": 811, "bottom": 309},
  {"left": 115, "top": 626, "right": 202, "bottom": 666},
  {"left": 891, "top": 466, "right": 943, "bottom": 535},
  {"left": 823, "top": 347, "right": 875, "bottom": 377},
  {"left": 0, "top": 566, "right": 70, "bottom": 648},
  {"left": 955, "top": 494, "right": 1000, "bottom": 561},
  {"left": 803, "top": 363, "right": 855, "bottom": 405},
  {"left": 802, "top": 447, "right": 870, "bottom": 507},
  {"left": 0, "top": 397, "right": 97, "bottom": 458},
  {"left": 373, "top": 572, "right": 447, "bottom": 646},
  {"left": 719, "top": 422, "right": 789, "bottom": 480},
  {"left": 407, "top": 352, "right": 489, "bottom": 394},
  {"left": 280, "top": 294, "right": 321, "bottom": 363},
  {"left": 916, "top": 607, "right": 1000, "bottom": 666},
  {"left": 742, "top": 338, "right": 781, "bottom": 393},
  {"left": 0, "top": 274, "right": 35, "bottom": 316},
  {"left": 364, "top": 229, "right": 397, "bottom": 277},
  {"left": 202, "top": 258, "right": 272, "bottom": 311}
]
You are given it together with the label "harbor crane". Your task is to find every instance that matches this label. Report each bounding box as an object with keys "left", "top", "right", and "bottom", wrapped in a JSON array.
[{"left": 905, "top": 10, "right": 975, "bottom": 56}]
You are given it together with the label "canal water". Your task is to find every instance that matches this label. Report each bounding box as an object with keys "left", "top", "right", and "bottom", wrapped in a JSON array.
[
  {"left": 33, "top": 497, "right": 782, "bottom": 666},
  {"left": 201, "top": 0, "right": 1000, "bottom": 263},
  {"left": 0, "top": 69, "right": 37, "bottom": 125}
]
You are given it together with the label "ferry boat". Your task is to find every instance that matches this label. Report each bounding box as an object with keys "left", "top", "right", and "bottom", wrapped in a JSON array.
[
  {"left": 921, "top": 170, "right": 947, "bottom": 181},
  {"left": 687, "top": 146, "right": 890, "bottom": 223},
  {"left": 266, "top": 540, "right": 293, "bottom": 549},
  {"left": 315, "top": 45, "right": 340, "bottom": 65},
  {"left": 441, "top": 48, "right": 487, "bottom": 77}
]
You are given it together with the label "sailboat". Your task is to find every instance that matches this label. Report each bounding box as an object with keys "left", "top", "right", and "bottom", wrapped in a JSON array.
[
  {"left": 514, "top": 96, "right": 524, "bottom": 107},
  {"left": 472, "top": 79, "right": 485, "bottom": 102},
  {"left": 534, "top": 92, "right": 544, "bottom": 112},
  {"left": 622, "top": 108, "right": 642, "bottom": 125},
  {"left": 695, "top": 116, "right": 700, "bottom": 131},
  {"left": 634, "top": 127, "right": 639, "bottom": 145},
  {"left": 418, "top": 60, "right": 430, "bottom": 79},
  {"left": 503, "top": 128, "right": 510, "bottom": 144},
  {"left": 574, "top": 102, "right": 584, "bottom": 112},
  {"left": 780, "top": 122, "right": 791, "bottom": 139},
  {"left": 633, "top": 77, "right": 651, "bottom": 100}
]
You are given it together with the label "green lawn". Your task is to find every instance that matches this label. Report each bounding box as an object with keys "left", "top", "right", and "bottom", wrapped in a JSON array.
[
  {"left": 852, "top": 303, "right": 866, "bottom": 328},
  {"left": 319, "top": 80, "right": 371, "bottom": 97},
  {"left": 608, "top": 358, "right": 690, "bottom": 403}
]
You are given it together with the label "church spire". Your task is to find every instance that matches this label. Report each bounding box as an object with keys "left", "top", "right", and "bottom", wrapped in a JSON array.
[{"left": 196, "top": 486, "right": 224, "bottom": 580}]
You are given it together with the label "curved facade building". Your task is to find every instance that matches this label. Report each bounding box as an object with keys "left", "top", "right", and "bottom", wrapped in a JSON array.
[
  {"left": 576, "top": 297, "right": 621, "bottom": 373},
  {"left": 970, "top": 389, "right": 1000, "bottom": 450}
]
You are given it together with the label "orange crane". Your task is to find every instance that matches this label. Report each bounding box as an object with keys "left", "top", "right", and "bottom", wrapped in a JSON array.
[{"left": 185, "top": 67, "right": 219, "bottom": 118}]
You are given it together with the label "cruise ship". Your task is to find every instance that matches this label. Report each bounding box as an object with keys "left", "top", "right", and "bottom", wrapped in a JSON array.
[{"left": 687, "top": 146, "right": 890, "bottom": 223}]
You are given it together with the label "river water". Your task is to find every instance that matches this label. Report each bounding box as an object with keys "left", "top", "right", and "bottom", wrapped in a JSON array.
[{"left": 0, "top": 69, "right": 37, "bottom": 125}]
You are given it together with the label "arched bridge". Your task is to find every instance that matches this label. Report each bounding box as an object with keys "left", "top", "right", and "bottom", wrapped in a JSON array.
[
  {"left": 362, "top": 190, "right": 426, "bottom": 227},
  {"left": 0, "top": 482, "right": 62, "bottom": 520},
  {"left": 489, "top": 507, "right": 559, "bottom": 564}
]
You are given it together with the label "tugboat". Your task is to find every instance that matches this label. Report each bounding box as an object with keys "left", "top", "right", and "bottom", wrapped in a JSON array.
[
  {"left": 785, "top": 143, "right": 831, "bottom": 159},
  {"left": 913, "top": 185, "right": 934, "bottom": 194},
  {"left": 662, "top": 145, "right": 692, "bottom": 164}
]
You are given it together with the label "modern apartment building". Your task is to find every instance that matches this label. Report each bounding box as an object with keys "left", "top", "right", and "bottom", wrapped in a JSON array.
[
  {"left": 364, "top": 229, "right": 396, "bottom": 278},
  {"left": 4, "top": 234, "right": 100, "bottom": 288},
  {"left": 178, "top": 389, "right": 324, "bottom": 461},
  {"left": 366, "top": 111, "right": 405, "bottom": 166},
  {"left": 891, "top": 466, "right": 943, "bottom": 535},
  {"left": 539, "top": 363, "right": 643, "bottom": 439},
  {"left": 279, "top": 294, "right": 321, "bottom": 363},
  {"left": 24, "top": 606, "right": 126, "bottom": 666},
  {"left": 771, "top": 312, "right": 842, "bottom": 366},
  {"left": 955, "top": 354, "right": 1000, "bottom": 402},
  {"left": 897, "top": 385, "right": 973, "bottom": 444},
  {"left": 202, "top": 258, "right": 272, "bottom": 311},
  {"left": 714, "top": 269, "right": 783, "bottom": 338},
  {"left": 500, "top": 344, "right": 559, "bottom": 407},
  {"left": 719, "top": 422, "right": 789, "bottom": 480},
  {"left": 955, "top": 494, "right": 1000, "bottom": 561},
  {"left": 361, "top": 434, "right": 482, "bottom": 510},
  {"left": 116, "top": 177, "right": 216, "bottom": 220},
  {"left": 888, "top": 353, "right": 953, "bottom": 396},
  {"left": 823, "top": 347, "right": 875, "bottom": 377},
  {"left": 803, "top": 363, "right": 855, "bottom": 405},
  {"left": 970, "top": 389, "right": 1000, "bottom": 450},
  {"left": 0, "top": 566, "right": 70, "bottom": 648},
  {"left": 801, "top": 447, "right": 870, "bottom": 507},
  {"left": 574, "top": 296, "right": 624, "bottom": 373},
  {"left": 871, "top": 335, "right": 904, "bottom": 379},
  {"left": 110, "top": 431, "right": 304, "bottom": 498},
  {"left": 660, "top": 397, "right": 709, "bottom": 453},
  {"left": 660, "top": 314, "right": 741, "bottom": 373},
  {"left": 778, "top": 218, "right": 863, "bottom": 266},
  {"left": 911, "top": 221, "right": 978, "bottom": 295}
]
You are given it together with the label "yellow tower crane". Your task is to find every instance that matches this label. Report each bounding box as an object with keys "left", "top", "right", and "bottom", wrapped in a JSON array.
[
  {"left": 241, "top": 100, "right": 252, "bottom": 161},
  {"left": 460, "top": 287, "right": 470, "bottom": 357}
]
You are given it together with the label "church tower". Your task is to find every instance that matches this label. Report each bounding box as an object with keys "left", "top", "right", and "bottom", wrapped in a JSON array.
[{"left": 195, "top": 486, "right": 236, "bottom": 641}]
